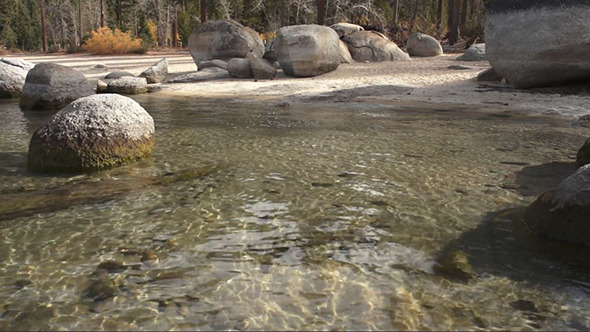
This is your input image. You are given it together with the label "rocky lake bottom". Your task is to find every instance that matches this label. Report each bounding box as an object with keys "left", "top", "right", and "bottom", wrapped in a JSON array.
[{"left": 0, "top": 95, "right": 589, "bottom": 330}]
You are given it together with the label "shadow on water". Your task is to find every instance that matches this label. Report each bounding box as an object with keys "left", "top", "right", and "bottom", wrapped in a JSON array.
[
  {"left": 437, "top": 206, "right": 590, "bottom": 289},
  {"left": 514, "top": 161, "right": 577, "bottom": 197}
]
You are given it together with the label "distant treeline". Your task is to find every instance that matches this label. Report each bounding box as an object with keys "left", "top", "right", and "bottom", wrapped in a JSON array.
[{"left": 0, "top": 0, "right": 487, "bottom": 53}]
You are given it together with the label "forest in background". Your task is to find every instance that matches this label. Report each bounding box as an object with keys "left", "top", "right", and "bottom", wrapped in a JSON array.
[{"left": 0, "top": 0, "right": 488, "bottom": 54}]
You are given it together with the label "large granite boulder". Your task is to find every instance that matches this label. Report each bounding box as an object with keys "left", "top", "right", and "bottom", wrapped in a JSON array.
[
  {"left": 0, "top": 58, "right": 35, "bottom": 98},
  {"left": 274, "top": 24, "right": 341, "bottom": 77},
  {"left": 406, "top": 33, "right": 443, "bottom": 57},
  {"left": 576, "top": 137, "right": 590, "bottom": 167},
  {"left": 342, "top": 31, "right": 410, "bottom": 62},
  {"left": 330, "top": 23, "right": 364, "bottom": 38},
  {"left": 486, "top": 0, "right": 590, "bottom": 88},
  {"left": 19, "top": 63, "right": 94, "bottom": 110},
  {"left": 456, "top": 44, "right": 486, "bottom": 61},
  {"left": 28, "top": 94, "right": 155, "bottom": 172},
  {"left": 338, "top": 40, "right": 354, "bottom": 64},
  {"left": 227, "top": 58, "right": 252, "bottom": 78},
  {"left": 524, "top": 164, "right": 590, "bottom": 246},
  {"left": 106, "top": 77, "right": 147, "bottom": 95},
  {"left": 247, "top": 53, "right": 277, "bottom": 79},
  {"left": 188, "top": 20, "right": 264, "bottom": 67},
  {"left": 139, "top": 58, "right": 168, "bottom": 83}
]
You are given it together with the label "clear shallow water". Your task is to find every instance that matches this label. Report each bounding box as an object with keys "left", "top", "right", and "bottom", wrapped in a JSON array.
[{"left": 0, "top": 96, "right": 589, "bottom": 330}]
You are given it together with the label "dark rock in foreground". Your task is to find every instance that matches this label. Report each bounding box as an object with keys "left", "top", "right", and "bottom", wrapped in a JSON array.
[
  {"left": 486, "top": 0, "right": 590, "bottom": 88},
  {"left": 28, "top": 94, "right": 155, "bottom": 173},
  {"left": 524, "top": 164, "right": 590, "bottom": 246},
  {"left": 20, "top": 63, "right": 94, "bottom": 110}
]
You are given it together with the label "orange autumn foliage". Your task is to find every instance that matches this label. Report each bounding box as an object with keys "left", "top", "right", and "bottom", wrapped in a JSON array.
[{"left": 82, "top": 27, "right": 145, "bottom": 55}]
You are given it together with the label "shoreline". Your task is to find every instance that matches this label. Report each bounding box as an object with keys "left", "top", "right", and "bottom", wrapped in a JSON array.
[{"left": 4, "top": 51, "right": 590, "bottom": 120}]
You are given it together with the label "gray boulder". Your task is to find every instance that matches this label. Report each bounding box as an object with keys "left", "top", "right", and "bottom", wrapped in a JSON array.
[
  {"left": 198, "top": 59, "right": 228, "bottom": 70},
  {"left": 188, "top": 20, "right": 264, "bottom": 67},
  {"left": 263, "top": 39, "right": 277, "bottom": 63},
  {"left": 227, "top": 58, "right": 253, "bottom": 78},
  {"left": 486, "top": 0, "right": 590, "bottom": 88},
  {"left": 406, "top": 33, "right": 443, "bottom": 57},
  {"left": 338, "top": 40, "right": 354, "bottom": 64},
  {"left": 28, "top": 94, "right": 155, "bottom": 172},
  {"left": 139, "top": 58, "right": 168, "bottom": 83},
  {"left": 0, "top": 58, "right": 34, "bottom": 98},
  {"left": 247, "top": 53, "right": 277, "bottom": 79},
  {"left": 20, "top": 63, "right": 95, "bottom": 110},
  {"left": 275, "top": 24, "right": 341, "bottom": 77},
  {"left": 104, "top": 70, "right": 134, "bottom": 79},
  {"left": 456, "top": 44, "right": 486, "bottom": 61},
  {"left": 524, "top": 164, "right": 590, "bottom": 246},
  {"left": 106, "top": 77, "right": 147, "bottom": 95},
  {"left": 342, "top": 31, "right": 410, "bottom": 62},
  {"left": 576, "top": 137, "right": 590, "bottom": 167},
  {"left": 477, "top": 68, "right": 503, "bottom": 82},
  {"left": 330, "top": 23, "right": 364, "bottom": 38}
]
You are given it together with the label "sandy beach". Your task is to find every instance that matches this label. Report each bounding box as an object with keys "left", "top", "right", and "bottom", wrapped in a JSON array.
[{"left": 5, "top": 50, "right": 590, "bottom": 119}]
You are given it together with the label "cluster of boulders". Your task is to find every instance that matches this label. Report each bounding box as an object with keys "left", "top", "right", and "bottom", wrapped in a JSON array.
[
  {"left": 187, "top": 20, "right": 415, "bottom": 78},
  {"left": 1, "top": 57, "right": 160, "bottom": 173}
]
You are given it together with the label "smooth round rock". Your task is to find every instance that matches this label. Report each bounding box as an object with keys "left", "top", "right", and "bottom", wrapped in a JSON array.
[
  {"left": 106, "top": 77, "right": 147, "bottom": 95},
  {"left": 406, "top": 33, "right": 443, "bottom": 57},
  {"left": 28, "top": 94, "right": 155, "bottom": 172},
  {"left": 0, "top": 58, "right": 34, "bottom": 98},
  {"left": 275, "top": 24, "right": 341, "bottom": 77},
  {"left": 342, "top": 31, "right": 410, "bottom": 62},
  {"left": 20, "top": 63, "right": 95, "bottom": 110}
]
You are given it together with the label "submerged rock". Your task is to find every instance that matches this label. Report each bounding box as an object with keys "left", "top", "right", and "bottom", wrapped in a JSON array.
[
  {"left": 524, "top": 164, "right": 590, "bottom": 246},
  {"left": 28, "top": 94, "right": 155, "bottom": 173},
  {"left": 83, "top": 270, "right": 119, "bottom": 301},
  {"left": 20, "top": 63, "right": 94, "bottom": 110},
  {"left": 434, "top": 249, "right": 474, "bottom": 282}
]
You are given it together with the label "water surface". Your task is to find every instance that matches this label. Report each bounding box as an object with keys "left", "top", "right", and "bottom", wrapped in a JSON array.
[{"left": 0, "top": 96, "right": 589, "bottom": 330}]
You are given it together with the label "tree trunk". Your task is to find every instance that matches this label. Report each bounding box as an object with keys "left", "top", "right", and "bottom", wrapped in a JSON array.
[
  {"left": 317, "top": 0, "right": 326, "bottom": 25},
  {"left": 408, "top": 0, "right": 419, "bottom": 35},
  {"left": 448, "top": 0, "right": 460, "bottom": 45},
  {"left": 173, "top": 4, "right": 178, "bottom": 47},
  {"left": 436, "top": 0, "right": 443, "bottom": 37},
  {"left": 200, "top": 0, "right": 206, "bottom": 23},
  {"left": 78, "top": 0, "right": 83, "bottom": 45},
  {"left": 244, "top": 0, "right": 251, "bottom": 21},
  {"left": 460, "top": 0, "right": 468, "bottom": 27},
  {"left": 100, "top": 0, "right": 105, "bottom": 28},
  {"left": 40, "top": 0, "right": 48, "bottom": 52}
]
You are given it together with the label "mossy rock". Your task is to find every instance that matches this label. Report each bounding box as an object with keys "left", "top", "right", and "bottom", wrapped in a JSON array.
[{"left": 28, "top": 94, "right": 155, "bottom": 173}]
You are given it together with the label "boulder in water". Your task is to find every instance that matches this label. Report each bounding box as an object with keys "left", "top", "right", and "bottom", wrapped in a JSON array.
[{"left": 28, "top": 94, "right": 155, "bottom": 172}]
